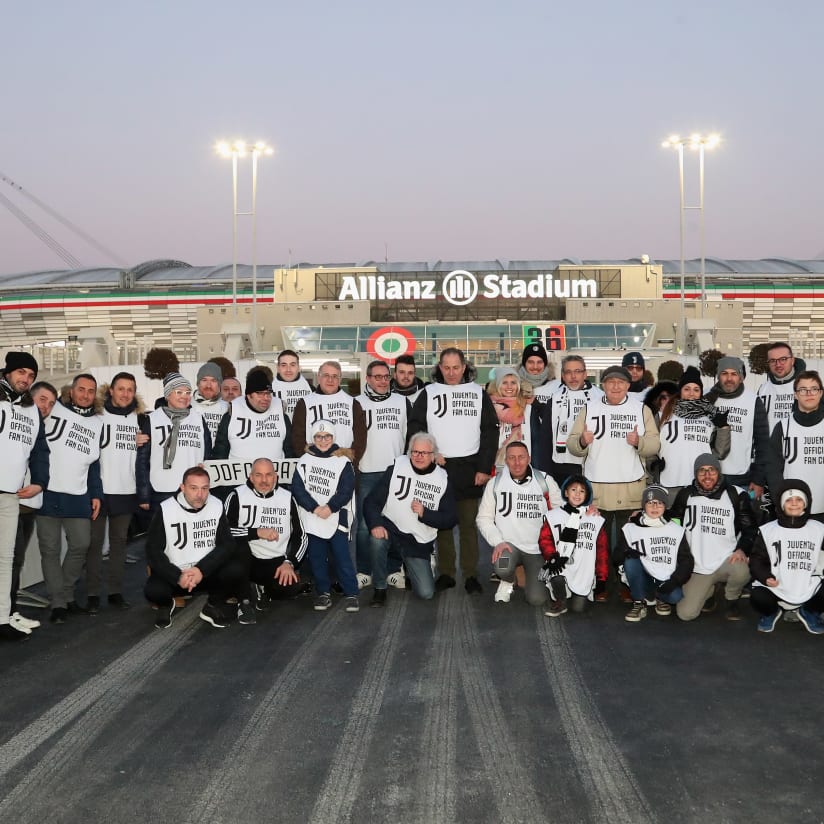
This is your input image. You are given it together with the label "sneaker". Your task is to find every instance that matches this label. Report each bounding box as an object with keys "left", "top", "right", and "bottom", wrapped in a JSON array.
[
  {"left": 356, "top": 573, "right": 373, "bottom": 590},
  {"left": 6, "top": 618, "right": 31, "bottom": 635},
  {"left": 618, "top": 584, "right": 633, "bottom": 604},
  {"left": 298, "top": 580, "right": 314, "bottom": 596},
  {"left": 125, "top": 552, "right": 140, "bottom": 565},
  {"left": 154, "top": 602, "right": 176, "bottom": 629},
  {"left": 625, "top": 601, "right": 648, "bottom": 622},
  {"left": 11, "top": 612, "right": 40, "bottom": 630},
  {"left": 387, "top": 571, "right": 406, "bottom": 590},
  {"left": 757, "top": 612, "right": 781, "bottom": 633},
  {"left": 371, "top": 589, "right": 387, "bottom": 608},
  {"left": 314, "top": 593, "right": 332, "bottom": 612},
  {"left": 50, "top": 607, "right": 68, "bottom": 624},
  {"left": 0, "top": 623, "right": 29, "bottom": 641},
  {"left": 253, "top": 584, "right": 270, "bottom": 612},
  {"left": 783, "top": 609, "right": 800, "bottom": 623},
  {"left": 489, "top": 571, "right": 501, "bottom": 583},
  {"left": 797, "top": 607, "right": 824, "bottom": 635},
  {"left": 594, "top": 588, "right": 609, "bottom": 603},
  {"left": 237, "top": 599, "right": 257, "bottom": 625},
  {"left": 435, "top": 574, "right": 456, "bottom": 591},
  {"left": 725, "top": 599, "right": 742, "bottom": 621},
  {"left": 645, "top": 597, "right": 658, "bottom": 607},
  {"left": 108, "top": 594, "right": 131, "bottom": 610},
  {"left": 464, "top": 576, "right": 483, "bottom": 595},
  {"left": 494, "top": 581, "right": 514, "bottom": 603},
  {"left": 344, "top": 596, "right": 360, "bottom": 613},
  {"left": 544, "top": 599, "right": 568, "bottom": 617},
  {"left": 199, "top": 602, "right": 229, "bottom": 628},
  {"left": 86, "top": 595, "right": 100, "bottom": 615},
  {"left": 655, "top": 600, "right": 672, "bottom": 617}
]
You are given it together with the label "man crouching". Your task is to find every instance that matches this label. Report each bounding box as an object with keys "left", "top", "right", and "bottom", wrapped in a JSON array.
[{"left": 144, "top": 466, "right": 247, "bottom": 629}]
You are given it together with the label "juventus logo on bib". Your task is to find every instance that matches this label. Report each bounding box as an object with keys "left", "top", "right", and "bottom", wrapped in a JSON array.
[
  {"left": 100, "top": 424, "right": 112, "bottom": 449},
  {"left": 497, "top": 491, "right": 513, "bottom": 517},
  {"left": 592, "top": 415, "right": 606, "bottom": 440},
  {"left": 47, "top": 417, "right": 68, "bottom": 442},
  {"left": 172, "top": 522, "right": 188, "bottom": 549},
  {"left": 236, "top": 418, "right": 252, "bottom": 439},
  {"left": 663, "top": 420, "right": 679, "bottom": 443},
  {"left": 783, "top": 437, "right": 799, "bottom": 464},
  {"left": 310, "top": 405, "right": 323, "bottom": 425},
  {"left": 365, "top": 410, "right": 373, "bottom": 430},
  {"left": 394, "top": 475, "right": 412, "bottom": 500},
  {"left": 433, "top": 395, "right": 448, "bottom": 418},
  {"left": 241, "top": 504, "right": 258, "bottom": 523},
  {"left": 155, "top": 424, "right": 171, "bottom": 446},
  {"left": 0, "top": 409, "right": 6, "bottom": 434}
]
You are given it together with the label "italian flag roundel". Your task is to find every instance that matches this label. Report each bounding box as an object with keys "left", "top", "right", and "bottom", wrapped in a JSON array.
[{"left": 366, "top": 327, "right": 416, "bottom": 364}]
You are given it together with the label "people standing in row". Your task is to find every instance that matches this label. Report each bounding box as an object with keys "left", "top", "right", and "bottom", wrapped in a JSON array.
[
  {"left": 757, "top": 342, "right": 804, "bottom": 432},
  {"left": 518, "top": 342, "right": 557, "bottom": 401},
  {"left": 487, "top": 367, "right": 532, "bottom": 467},
  {"left": 271, "top": 349, "right": 312, "bottom": 419},
  {"left": 391, "top": 354, "right": 428, "bottom": 403}
]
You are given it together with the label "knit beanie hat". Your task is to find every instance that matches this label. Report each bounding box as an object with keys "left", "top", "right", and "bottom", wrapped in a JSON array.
[
  {"left": 693, "top": 453, "right": 721, "bottom": 476},
  {"left": 717, "top": 356, "right": 746, "bottom": 378},
  {"left": 4, "top": 351, "right": 38, "bottom": 377},
  {"left": 311, "top": 419, "right": 336, "bottom": 438},
  {"left": 622, "top": 351, "right": 645, "bottom": 368},
  {"left": 780, "top": 487, "right": 809, "bottom": 510},
  {"left": 521, "top": 342, "right": 548, "bottom": 367},
  {"left": 642, "top": 484, "right": 668, "bottom": 506},
  {"left": 245, "top": 368, "right": 272, "bottom": 395},
  {"left": 678, "top": 365, "right": 703, "bottom": 391},
  {"left": 163, "top": 372, "right": 192, "bottom": 398},
  {"left": 197, "top": 362, "right": 223, "bottom": 385}
]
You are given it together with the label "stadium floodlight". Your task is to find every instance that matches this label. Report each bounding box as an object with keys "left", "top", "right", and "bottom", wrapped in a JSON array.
[
  {"left": 662, "top": 132, "right": 722, "bottom": 349},
  {"left": 215, "top": 140, "right": 274, "bottom": 339}
]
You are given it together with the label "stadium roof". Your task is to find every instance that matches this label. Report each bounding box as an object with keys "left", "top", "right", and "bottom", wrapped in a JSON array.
[{"left": 1, "top": 257, "right": 823, "bottom": 290}]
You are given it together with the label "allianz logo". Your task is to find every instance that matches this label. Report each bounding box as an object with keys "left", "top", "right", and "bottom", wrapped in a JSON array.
[{"left": 338, "top": 270, "right": 598, "bottom": 306}]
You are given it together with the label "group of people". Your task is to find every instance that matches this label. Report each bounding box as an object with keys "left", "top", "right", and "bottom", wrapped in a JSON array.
[{"left": 1, "top": 337, "right": 822, "bottom": 640}]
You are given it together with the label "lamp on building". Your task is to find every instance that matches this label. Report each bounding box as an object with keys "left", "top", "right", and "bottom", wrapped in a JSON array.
[
  {"left": 215, "top": 140, "right": 275, "bottom": 341},
  {"left": 661, "top": 133, "right": 721, "bottom": 350}
]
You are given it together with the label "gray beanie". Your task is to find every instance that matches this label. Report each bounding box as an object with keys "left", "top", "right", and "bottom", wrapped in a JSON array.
[
  {"left": 642, "top": 484, "right": 668, "bottom": 506},
  {"left": 197, "top": 362, "right": 223, "bottom": 384},
  {"left": 693, "top": 453, "right": 721, "bottom": 476},
  {"left": 717, "top": 356, "right": 745, "bottom": 378}
]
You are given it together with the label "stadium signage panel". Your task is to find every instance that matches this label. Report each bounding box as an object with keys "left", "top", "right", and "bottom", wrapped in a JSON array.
[{"left": 338, "top": 270, "right": 598, "bottom": 307}]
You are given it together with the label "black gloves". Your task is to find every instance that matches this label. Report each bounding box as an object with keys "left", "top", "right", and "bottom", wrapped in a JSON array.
[
  {"left": 650, "top": 456, "right": 666, "bottom": 475},
  {"left": 657, "top": 578, "right": 677, "bottom": 595},
  {"left": 539, "top": 555, "right": 568, "bottom": 581},
  {"left": 711, "top": 408, "right": 730, "bottom": 428}
]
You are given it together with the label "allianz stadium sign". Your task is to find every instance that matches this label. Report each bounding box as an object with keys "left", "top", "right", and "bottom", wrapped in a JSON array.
[{"left": 337, "top": 270, "right": 598, "bottom": 307}]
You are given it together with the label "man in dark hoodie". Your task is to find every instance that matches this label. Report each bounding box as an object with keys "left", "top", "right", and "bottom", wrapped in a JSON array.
[
  {"left": 706, "top": 356, "right": 769, "bottom": 499},
  {"left": 36, "top": 373, "right": 103, "bottom": 623},
  {"left": 391, "top": 354, "right": 428, "bottom": 404},
  {"left": 757, "top": 341, "right": 805, "bottom": 432},
  {"left": 749, "top": 478, "right": 824, "bottom": 634},
  {"left": 766, "top": 370, "right": 824, "bottom": 522},
  {"left": 406, "top": 347, "right": 499, "bottom": 594},
  {"left": 0, "top": 352, "right": 49, "bottom": 641}
]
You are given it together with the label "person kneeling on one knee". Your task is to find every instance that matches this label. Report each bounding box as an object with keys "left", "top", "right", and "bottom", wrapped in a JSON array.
[{"left": 615, "top": 484, "right": 694, "bottom": 622}]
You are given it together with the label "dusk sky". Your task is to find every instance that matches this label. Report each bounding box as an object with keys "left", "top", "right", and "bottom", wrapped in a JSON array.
[{"left": 2, "top": 1, "right": 822, "bottom": 275}]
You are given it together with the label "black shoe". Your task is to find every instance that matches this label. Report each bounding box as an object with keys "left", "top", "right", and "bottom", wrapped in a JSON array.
[
  {"left": 725, "top": 599, "right": 742, "bottom": 621},
  {"left": 154, "top": 602, "right": 176, "bottom": 629},
  {"left": 252, "top": 584, "right": 270, "bottom": 612},
  {"left": 199, "top": 602, "right": 229, "bottom": 628},
  {"left": 0, "top": 623, "right": 29, "bottom": 641},
  {"left": 298, "top": 581, "right": 314, "bottom": 596},
  {"left": 371, "top": 589, "right": 387, "bottom": 608},
  {"left": 435, "top": 574, "right": 456, "bottom": 592},
  {"left": 464, "top": 576, "right": 483, "bottom": 595},
  {"left": 108, "top": 593, "right": 131, "bottom": 610},
  {"left": 86, "top": 596, "right": 100, "bottom": 615},
  {"left": 237, "top": 599, "right": 257, "bottom": 625},
  {"left": 50, "top": 607, "right": 68, "bottom": 624},
  {"left": 67, "top": 601, "right": 88, "bottom": 615}
]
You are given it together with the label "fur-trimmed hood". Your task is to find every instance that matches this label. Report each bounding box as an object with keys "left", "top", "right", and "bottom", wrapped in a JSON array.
[
  {"left": 97, "top": 383, "right": 147, "bottom": 415},
  {"left": 59, "top": 385, "right": 105, "bottom": 415}
]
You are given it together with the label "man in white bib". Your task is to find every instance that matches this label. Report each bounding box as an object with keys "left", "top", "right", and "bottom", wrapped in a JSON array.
[{"left": 144, "top": 466, "right": 247, "bottom": 629}]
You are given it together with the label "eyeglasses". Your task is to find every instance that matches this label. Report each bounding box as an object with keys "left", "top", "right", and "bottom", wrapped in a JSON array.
[
  {"left": 410, "top": 450, "right": 433, "bottom": 457},
  {"left": 318, "top": 373, "right": 340, "bottom": 380},
  {"left": 369, "top": 374, "right": 391, "bottom": 380},
  {"left": 562, "top": 369, "right": 585, "bottom": 375},
  {"left": 696, "top": 467, "right": 719, "bottom": 475},
  {"left": 314, "top": 433, "right": 334, "bottom": 439},
  {"left": 796, "top": 387, "right": 822, "bottom": 395},
  {"left": 767, "top": 356, "right": 791, "bottom": 365}
]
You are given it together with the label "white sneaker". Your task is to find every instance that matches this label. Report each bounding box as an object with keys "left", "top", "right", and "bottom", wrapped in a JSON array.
[
  {"left": 356, "top": 573, "right": 373, "bottom": 590},
  {"left": 11, "top": 612, "right": 40, "bottom": 630},
  {"left": 9, "top": 615, "right": 33, "bottom": 634},
  {"left": 387, "top": 571, "right": 406, "bottom": 590},
  {"left": 494, "top": 581, "right": 514, "bottom": 603}
]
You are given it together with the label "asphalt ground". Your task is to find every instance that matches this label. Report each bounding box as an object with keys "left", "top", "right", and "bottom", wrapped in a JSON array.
[{"left": 2, "top": 544, "right": 824, "bottom": 824}]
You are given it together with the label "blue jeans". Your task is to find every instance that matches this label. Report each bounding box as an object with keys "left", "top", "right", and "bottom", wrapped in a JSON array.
[
  {"left": 355, "top": 471, "right": 383, "bottom": 574},
  {"left": 624, "top": 557, "right": 683, "bottom": 604},
  {"left": 369, "top": 533, "right": 434, "bottom": 600},
  {"left": 308, "top": 531, "right": 358, "bottom": 597}
]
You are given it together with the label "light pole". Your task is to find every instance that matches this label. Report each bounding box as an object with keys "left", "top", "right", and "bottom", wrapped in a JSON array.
[
  {"left": 661, "top": 133, "right": 720, "bottom": 350},
  {"left": 216, "top": 140, "right": 274, "bottom": 339}
]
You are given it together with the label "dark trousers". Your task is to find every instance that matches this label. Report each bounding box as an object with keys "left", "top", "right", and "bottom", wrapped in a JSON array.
[
  {"left": 248, "top": 554, "right": 303, "bottom": 599},
  {"left": 88, "top": 510, "right": 132, "bottom": 596},
  {"left": 750, "top": 585, "right": 824, "bottom": 615},
  {"left": 12, "top": 511, "right": 36, "bottom": 613},
  {"left": 144, "top": 558, "right": 247, "bottom": 606}
]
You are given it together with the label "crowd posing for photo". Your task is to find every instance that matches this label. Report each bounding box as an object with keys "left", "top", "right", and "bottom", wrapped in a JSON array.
[{"left": 2, "top": 338, "right": 823, "bottom": 641}]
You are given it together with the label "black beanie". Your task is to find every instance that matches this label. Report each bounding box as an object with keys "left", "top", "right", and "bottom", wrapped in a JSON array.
[
  {"left": 521, "top": 342, "right": 548, "bottom": 367},
  {"left": 678, "top": 365, "right": 703, "bottom": 391},
  {"left": 4, "top": 351, "right": 38, "bottom": 377},
  {"left": 245, "top": 368, "right": 272, "bottom": 395}
]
